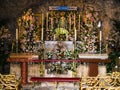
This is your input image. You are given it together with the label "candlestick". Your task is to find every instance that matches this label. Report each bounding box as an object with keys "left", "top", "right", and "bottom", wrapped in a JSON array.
[
  {"left": 100, "top": 30, "right": 102, "bottom": 41},
  {"left": 69, "top": 14, "right": 71, "bottom": 31},
  {"left": 74, "top": 13, "right": 76, "bottom": 28},
  {"left": 46, "top": 12, "right": 48, "bottom": 31},
  {"left": 99, "top": 30, "right": 102, "bottom": 54},
  {"left": 106, "top": 44, "right": 108, "bottom": 53},
  {"left": 50, "top": 18, "right": 53, "bottom": 30},
  {"left": 16, "top": 28, "right": 19, "bottom": 53},
  {"left": 41, "top": 13, "right": 44, "bottom": 41},
  {"left": 74, "top": 14, "right": 77, "bottom": 41},
  {"left": 16, "top": 29, "right": 18, "bottom": 40},
  {"left": 75, "top": 28, "right": 77, "bottom": 41},
  {"left": 78, "top": 14, "right": 80, "bottom": 30}
]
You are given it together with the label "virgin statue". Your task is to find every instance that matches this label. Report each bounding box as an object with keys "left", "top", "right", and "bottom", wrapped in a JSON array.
[
  {"left": 58, "top": 16, "right": 67, "bottom": 28},
  {"left": 55, "top": 15, "right": 69, "bottom": 40}
]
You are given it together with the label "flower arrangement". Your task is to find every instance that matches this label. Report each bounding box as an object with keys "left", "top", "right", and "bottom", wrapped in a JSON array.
[
  {"left": 76, "top": 8, "right": 100, "bottom": 54},
  {"left": 46, "top": 41, "right": 75, "bottom": 74},
  {"left": 18, "top": 9, "right": 41, "bottom": 54},
  {"left": 46, "top": 41, "right": 73, "bottom": 60}
]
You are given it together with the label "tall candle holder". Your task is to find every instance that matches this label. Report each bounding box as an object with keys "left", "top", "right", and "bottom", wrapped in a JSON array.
[
  {"left": 46, "top": 12, "right": 48, "bottom": 31},
  {"left": 41, "top": 13, "right": 44, "bottom": 41},
  {"left": 78, "top": 14, "right": 80, "bottom": 30},
  {"left": 98, "top": 21, "right": 102, "bottom": 54},
  {"left": 16, "top": 29, "right": 18, "bottom": 53},
  {"left": 16, "top": 18, "right": 21, "bottom": 53},
  {"left": 74, "top": 13, "right": 77, "bottom": 41},
  {"left": 69, "top": 14, "right": 71, "bottom": 31},
  {"left": 99, "top": 30, "right": 102, "bottom": 54}
]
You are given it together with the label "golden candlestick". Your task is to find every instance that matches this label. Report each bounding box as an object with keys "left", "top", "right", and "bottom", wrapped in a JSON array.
[
  {"left": 74, "top": 13, "right": 76, "bottom": 28},
  {"left": 16, "top": 28, "right": 18, "bottom": 53},
  {"left": 46, "top": 12, "right": 48, "bottom": 31},
  {"left": 50, "top": 18, "right": 53, "bottom": 30},
  {"left": 41, "top": 13, "right": 44, "bottom": 41},
  {"left": 100, "top": 30, "right": 102, "bottom": 54},
  {"left": 78, "top": 14, "right": 80, "bottom": 30},
  {"left": 16, "top": 29, "right": 18, "bottom": 40},
  {"left": 69, "top": 14, "right": 71, "bottom": 31},
  {"left": 74, "top": 13, "right": 77, "bottom": 41}
]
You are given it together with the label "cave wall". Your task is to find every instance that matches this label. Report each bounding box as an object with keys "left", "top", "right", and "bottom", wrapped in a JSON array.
[{"left": 0, "top": 0, "right": 120, "bottom": 40}]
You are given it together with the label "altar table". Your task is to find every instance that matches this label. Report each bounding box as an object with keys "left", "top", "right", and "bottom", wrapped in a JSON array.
[{"left": 32, "top": 59, "right": 110, "bottom": 77}]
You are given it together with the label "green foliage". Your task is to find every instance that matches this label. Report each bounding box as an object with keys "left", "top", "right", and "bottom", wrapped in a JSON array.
[
  {"left": 107, "top": 52, "right": 120, "bottom": 73},
  {"left": 107, "top": 19, "right": 120, "bottom": 72}
]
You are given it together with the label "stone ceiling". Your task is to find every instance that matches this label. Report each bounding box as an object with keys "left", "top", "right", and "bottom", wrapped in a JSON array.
[
  {"left": 0, "top": 0, "right": 120, "bottom": 33},
  {"left": 0, "top": 0, "right": 120, "bottom": 19}
]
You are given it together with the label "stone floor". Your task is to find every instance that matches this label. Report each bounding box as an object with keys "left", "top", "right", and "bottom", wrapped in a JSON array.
[{"left": 22, "top": 82, "right": 79, "bottom": 90}]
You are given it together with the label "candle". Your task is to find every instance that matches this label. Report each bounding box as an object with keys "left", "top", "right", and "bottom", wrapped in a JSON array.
[
  {"left": 106, "top": 44, "right": 108, "bottom": 53},
  {"left": 41, "top": 13, "right": 44, "bottom": 41},
  {"left": 42, "top": 13, "right": 44, "bottom": 28},
  {"left": 78, "top": 14, "right": 80, "bottom": 30},
  {"left": 51, "top": 18, "right": 53, "bottom": 30},
  {"left": 16, "top": 29, "right": 18, "bottom": 40},
  {"left": 100, "top": 30, "right": 102, "bottom": 41},
  {"left": 46, "top": 12, "right": 48, "bottom": 31},
  {"left": 74, "top": 14, "right": 77, "bottom": 41},
  {"left": 74, "top": 14, "right": 76, "bottom": 28},
  {"left": 69, "top": 14, "right": 71, "bottom": 31},
  {"left": 75, "top": 28, "right": 77, "bottom": 41}
]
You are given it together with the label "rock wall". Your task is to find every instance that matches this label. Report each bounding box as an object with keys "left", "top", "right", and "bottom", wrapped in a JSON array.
[{"left": 0, "top": 0, "right": 120, "bottom": 46}]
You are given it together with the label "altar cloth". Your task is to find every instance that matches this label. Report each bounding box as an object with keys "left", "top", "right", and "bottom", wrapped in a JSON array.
[{"left": 79, "top": 54, "right": 108, "bottom": 59}]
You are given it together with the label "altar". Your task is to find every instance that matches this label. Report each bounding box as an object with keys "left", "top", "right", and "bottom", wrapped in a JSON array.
[
  {"left": 8, "top": 53, "right": 110, "bottom": 85},
  {"left": 8, "top": 5, "right": 111, "bottom": 86}
]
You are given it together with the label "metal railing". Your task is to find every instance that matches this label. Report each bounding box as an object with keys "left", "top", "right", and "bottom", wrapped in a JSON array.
[{"left": 80, "top": 72, "right": 120, "bottom": 90}]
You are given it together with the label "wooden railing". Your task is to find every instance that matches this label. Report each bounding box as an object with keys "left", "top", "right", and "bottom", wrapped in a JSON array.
[{"left": 0, "top": 74, "right": 21, "bottom": 90}]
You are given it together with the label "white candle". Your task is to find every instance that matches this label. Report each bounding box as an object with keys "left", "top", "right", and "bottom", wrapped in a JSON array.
[
  {"left": 75, "top": 28, "right": 77, "bottom": 41},
  {"left": 69, "top": 15, "right": 71, "bottom": 30},
  {"left": 46, "top": 12, "right": 48, "bottom": 31},
  {"left": 74, "top": 14, "right": 76, "bottom": 28},
  {"left": 42, "top": 13, "right": 44, "bottom": 28},
  {"left": 74, "top": 14, "right": 77, "bottom": 41},
  {"left": 51, "top": 18, "right": 53, "bottom": 30},
  {"left": 78, "top": 14, "right": 80, "bottom": 30},
  {"left": 100, "top": 30, "right": 102, "bottom": 41},
  {"left": 41, "top": 13, "right": 44, "bottom": 41},
  {"left": 16, "top": 29, "right": 18, "bottom": 40}
]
